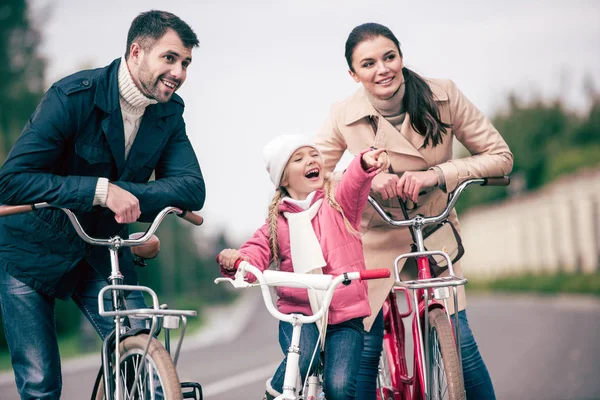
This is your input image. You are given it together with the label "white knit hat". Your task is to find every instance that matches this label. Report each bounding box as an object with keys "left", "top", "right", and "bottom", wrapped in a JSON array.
[{"left": 262, "top": 134, "right": 320, "bottom": 187}]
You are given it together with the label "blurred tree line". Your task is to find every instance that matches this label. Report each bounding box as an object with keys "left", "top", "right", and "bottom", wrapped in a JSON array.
[
  {"left": 456, "top": 84, "right": 600, "bottom": 214},
  {"left": 0, "top": 0, "right": 233, "bottom": 352}
]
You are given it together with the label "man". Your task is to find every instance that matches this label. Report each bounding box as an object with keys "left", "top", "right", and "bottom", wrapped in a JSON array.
[{"left": 0, "top": 10, "right": 205, "bottom": 399}]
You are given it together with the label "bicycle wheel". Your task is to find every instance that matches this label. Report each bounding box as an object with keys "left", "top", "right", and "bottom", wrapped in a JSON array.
[
  {"left": 377, "top": 343, "right": 398, "bottom": 400},
  {"left": 92, "top": 333, "right": 182, "bottom": 400},
  {"left": 427, "top": 308, "right": 465, "bottom": 400},
  {"left": 376, "top": 298, "right": 407, "bottom": 400}
]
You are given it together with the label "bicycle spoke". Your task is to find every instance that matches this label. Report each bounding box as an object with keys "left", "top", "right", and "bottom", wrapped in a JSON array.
[{"left": 430, "top": 327, "right": 449, "bottom": 400}]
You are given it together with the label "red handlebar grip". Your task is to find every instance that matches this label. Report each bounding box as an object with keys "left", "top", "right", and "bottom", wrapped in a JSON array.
[
  {"left": 234, "top": 258, "right": 244, "bottom": 269},
  {"left": 178, "top": 210, "right": 204, "bottom": 226},
  {"left": 360, "top": 268, "right": 391, "bottom": 280},
  {"left": 482, "top": 176, "right": 510, "bottom": 187}
]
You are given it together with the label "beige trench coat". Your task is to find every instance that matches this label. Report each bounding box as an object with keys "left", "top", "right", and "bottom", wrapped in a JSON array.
[{"left": 315, "top": 78, "right": 514, "bottom": 330}]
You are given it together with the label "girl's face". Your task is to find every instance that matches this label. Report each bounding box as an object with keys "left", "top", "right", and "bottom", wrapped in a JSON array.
[
  {"left": 349, "top": 35, "right": 404, "bottom": 100},
  {"left": 281, "top": 146, "right": 324, "bottom": 200}
]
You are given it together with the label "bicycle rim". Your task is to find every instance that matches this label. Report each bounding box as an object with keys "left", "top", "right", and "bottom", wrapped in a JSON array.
[
  {"left": 428, "top": 308, "right": 465, "bottom": 400},
  {"left": 92, "top": 334, "right": 182, "bottom": 400}
]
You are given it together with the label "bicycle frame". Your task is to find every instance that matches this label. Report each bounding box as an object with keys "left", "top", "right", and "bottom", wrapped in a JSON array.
[
  {"left": 215, "top": 260, "right": 390, "bottom": 400},
  {"left": 370, "top": 177, "right": 509, "bottom": 399},
  {"left": 0, "top": 202, "right": 203, "bottom": 400}
]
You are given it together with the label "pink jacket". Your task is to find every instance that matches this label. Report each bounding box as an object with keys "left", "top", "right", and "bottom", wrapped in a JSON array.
[{"left": 229, "top": 153, "right": 377, "bottom": 325}]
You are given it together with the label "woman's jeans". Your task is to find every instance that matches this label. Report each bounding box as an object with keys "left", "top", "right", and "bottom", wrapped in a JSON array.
[
  {"left": 356, "top": 309, "right": 496, "bottom": 400},
  {"left": 271, "top": 317, "right": 364, "bottom": 400},
  {"left": 0, "top": 266, "right": 147, "bottom": 400}
]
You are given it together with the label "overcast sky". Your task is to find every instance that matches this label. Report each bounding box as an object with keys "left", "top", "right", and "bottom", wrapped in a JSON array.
[{"left": 31, "top": 0, "right": 600, "bottom": 243}]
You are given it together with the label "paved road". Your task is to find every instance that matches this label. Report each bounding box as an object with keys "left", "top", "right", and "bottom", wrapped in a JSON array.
[{"left": 1, "top": 292, "right": 599, "bottom": 399}]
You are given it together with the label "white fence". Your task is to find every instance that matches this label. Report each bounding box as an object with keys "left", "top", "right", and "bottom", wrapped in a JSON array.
[{"left": 460, "top": 168, "right": 600, "bottom": 280}]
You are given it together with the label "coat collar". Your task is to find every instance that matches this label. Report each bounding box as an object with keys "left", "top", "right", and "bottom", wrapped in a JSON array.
[
  {"left": 343, "top": 78, "right": 449, "bottom": 126},
  {"left": 94, "top": 58, "right": 183, "bottom": 118},
  {"left": 94, "top": 58, "right": 184, "bottom": 179},
  {"left": 279, "top": 190, "right": 325, "bottom": 214}
]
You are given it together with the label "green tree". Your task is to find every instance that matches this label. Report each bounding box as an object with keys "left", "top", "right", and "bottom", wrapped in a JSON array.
[{"left": 0, "top": 0, "right": 45, "bottom": 162}]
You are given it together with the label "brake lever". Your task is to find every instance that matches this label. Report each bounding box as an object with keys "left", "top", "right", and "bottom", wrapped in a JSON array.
[{"left": 214, "top": 274, "right": 252, "bottom": 288}]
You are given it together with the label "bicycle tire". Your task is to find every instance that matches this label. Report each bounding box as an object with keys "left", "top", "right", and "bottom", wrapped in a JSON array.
[
  {"left": 427, "top": 308, "right": 465, "bottom": 400},
  {"left": 91, "top": 333, "right": 182, "bottom": 400}
]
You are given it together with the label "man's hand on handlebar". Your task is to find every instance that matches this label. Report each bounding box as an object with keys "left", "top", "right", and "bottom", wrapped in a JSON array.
[
  {"left": 217, "top": 249, "right": 248, "bottom": 271},
  {"left": 106, "top": 183, "right": 141, "bottom": 224},
  {"left": 396, "top": 170, "right": 438, "bottom": 203}
]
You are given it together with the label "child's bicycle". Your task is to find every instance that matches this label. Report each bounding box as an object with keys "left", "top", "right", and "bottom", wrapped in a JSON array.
[
  {"left": 0, "top": 202, "right": 205, "bottom": 400},
  {"left": 214, "top": 259, "right": 391, "bottom": 400},
  {"left": 369, "top": 176, "right": 510, "bottom": 400}
]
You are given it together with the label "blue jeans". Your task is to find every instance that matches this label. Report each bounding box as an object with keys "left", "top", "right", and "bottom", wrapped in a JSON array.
[
  {"left": 271, "top": 317, "right": 364, "bottom": 400},
  {"left": 0, "top": 265, "right": 146, "bottom": 400},
  {"left": 356, "top": 309, "right": 496, "bottom": 400}
]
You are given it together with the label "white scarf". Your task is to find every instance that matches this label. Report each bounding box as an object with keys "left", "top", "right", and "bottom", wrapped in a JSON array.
[{"left": 282, "top": 195, "right": 328, "bottom": 346}]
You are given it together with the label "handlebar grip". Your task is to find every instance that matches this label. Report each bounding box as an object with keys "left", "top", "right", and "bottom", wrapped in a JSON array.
[
  {"left": 482, "top": 176, "right": 510, "bottom": 186},
  {"left": 177, "top": 210, "right": 204, "bottom": 226},
  {"left": 234, "top": 258, "right": 245, "bottom": 269},
  {"left": 360, "top": 268, "right": 391, "bottom": 280},
  {"left": 0, "top": 205, "right": 36, "bottom": 217}
]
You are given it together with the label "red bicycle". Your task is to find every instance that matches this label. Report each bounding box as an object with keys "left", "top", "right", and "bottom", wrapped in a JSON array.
[{"left": 371, "top": 176, "right": 510, "bottom": 400}]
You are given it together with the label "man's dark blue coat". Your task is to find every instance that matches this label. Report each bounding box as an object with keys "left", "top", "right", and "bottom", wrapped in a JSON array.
[{"left": 0, "top": 58, "right": 205, "bottom": 299}]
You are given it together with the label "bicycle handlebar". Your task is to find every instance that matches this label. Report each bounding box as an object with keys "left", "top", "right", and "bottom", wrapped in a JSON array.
[
  {"left": 0, "top": 202, "right": 203, "bottom": 247},
  {"left": 367, "top": 176, "right": 510, "bottom": 228},
  {"left": 214, "top": 260, "right": 389, "bottom": 324}
]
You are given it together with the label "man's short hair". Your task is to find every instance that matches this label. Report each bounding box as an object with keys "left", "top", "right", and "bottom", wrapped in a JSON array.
[{"left": 125, "top": 10, "right": 199, "bottom": 59}]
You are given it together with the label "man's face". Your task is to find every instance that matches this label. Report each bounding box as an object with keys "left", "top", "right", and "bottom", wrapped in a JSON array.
[{"left": 130, "top": 29, "right": 193, "bottom": 103}]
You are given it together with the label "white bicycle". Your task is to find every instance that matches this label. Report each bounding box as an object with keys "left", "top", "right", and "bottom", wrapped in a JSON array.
[{"left": 214, "top": 260, "right": 390, "bottom": 400}]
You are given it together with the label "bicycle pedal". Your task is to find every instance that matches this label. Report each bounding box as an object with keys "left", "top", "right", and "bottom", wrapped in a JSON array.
[
  {"left": 433, "top": 287, "right": 450, "bottom": 300},
  {"left": 181, "top": 381, "right": 203, "bottom": 399}
]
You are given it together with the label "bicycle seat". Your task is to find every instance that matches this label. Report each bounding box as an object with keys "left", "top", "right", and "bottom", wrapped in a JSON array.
[{"left": 129, "top": 232, "right": 160, "bottom": 259}]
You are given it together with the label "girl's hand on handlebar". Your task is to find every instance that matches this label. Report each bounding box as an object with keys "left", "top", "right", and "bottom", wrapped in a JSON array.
[
  {"left": 396, "top": 170, "right": 438, "bottom": 203},
  {"left": 361, "top": 148, "right": 390, "bottom": 173},
  {"left": 217, "top": 249, "right": 248, "bottom": 271},
  {"left": 370, "top": 172, "right": 399, "bottom": 200}
]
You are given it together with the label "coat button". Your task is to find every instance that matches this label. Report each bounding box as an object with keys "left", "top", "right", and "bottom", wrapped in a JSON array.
[{"left": 82, "top": 80, "right": 90, "bottom": 86}]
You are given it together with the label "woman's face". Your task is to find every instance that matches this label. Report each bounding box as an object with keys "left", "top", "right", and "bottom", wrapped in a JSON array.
[
  {"left": 281, "top": 146, "right": 324, "bottom": 200},
  {"left": 349, "top": 35, "right": 404, "bottom": 100}
]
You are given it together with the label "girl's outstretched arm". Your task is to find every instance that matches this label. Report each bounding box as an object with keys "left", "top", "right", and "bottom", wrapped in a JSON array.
[
  {"left": 361, "top": 148, "right": 390, "bottom": 173},
  {"left": 334, "top": 149, "right": 387, "bottom": 228}
]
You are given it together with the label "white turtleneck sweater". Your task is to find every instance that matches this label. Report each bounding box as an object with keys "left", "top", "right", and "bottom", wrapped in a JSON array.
[
  {"left": 93, "top": 57, "right": 158, "bottom": 206},
  {"left": 366, "top": 82, "right": 446, "bottom": 189}
]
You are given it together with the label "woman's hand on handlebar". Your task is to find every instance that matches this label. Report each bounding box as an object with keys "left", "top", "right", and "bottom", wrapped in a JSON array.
[
  {"left": 106, "top": 183, "right": 141, "bottom": 224},
  {"left": 217, "top": 249, "right": 248, "bottom": 271},
  {"left": 396, "top": 170, "right": 438, "bottom": 203},
  {"left": 371, "top": 172, "right": 399, "bottom": 200}
]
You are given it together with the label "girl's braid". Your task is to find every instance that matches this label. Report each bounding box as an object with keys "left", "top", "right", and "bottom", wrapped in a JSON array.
[
  {"left": 267, "top": 188, "right": 285, "bottom": 267},
  {"left": 324, "top": 179, "right": 359, "bottom": 235}
]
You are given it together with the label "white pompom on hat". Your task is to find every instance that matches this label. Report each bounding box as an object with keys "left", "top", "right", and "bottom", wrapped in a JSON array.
[{"left": 262, "top": 134, "right": 320, "bottom": 187}]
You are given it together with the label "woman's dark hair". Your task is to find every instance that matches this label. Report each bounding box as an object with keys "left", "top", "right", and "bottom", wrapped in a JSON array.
[
  {"left": 125, "top": 10, "right": 199, "bottom": 59},
  {"left": 345, "top": 23, "right": 450, "bottom": 147}
]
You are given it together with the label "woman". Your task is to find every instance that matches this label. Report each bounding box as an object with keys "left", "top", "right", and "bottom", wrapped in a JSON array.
[{"left": 314, "top": 22, "right": 513, "bottom": 400}]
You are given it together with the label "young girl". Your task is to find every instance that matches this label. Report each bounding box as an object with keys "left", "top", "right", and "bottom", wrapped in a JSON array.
[{"left": 217, "top": 134, "right": 389, "bottom": 400}]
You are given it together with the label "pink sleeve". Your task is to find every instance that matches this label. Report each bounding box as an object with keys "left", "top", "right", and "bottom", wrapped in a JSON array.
[
  {"left": 219, "top": 222, "right": 273, "bottom": 282},
  {"left": 334, "top": 150, "right": 377, "bottom": 228}
]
